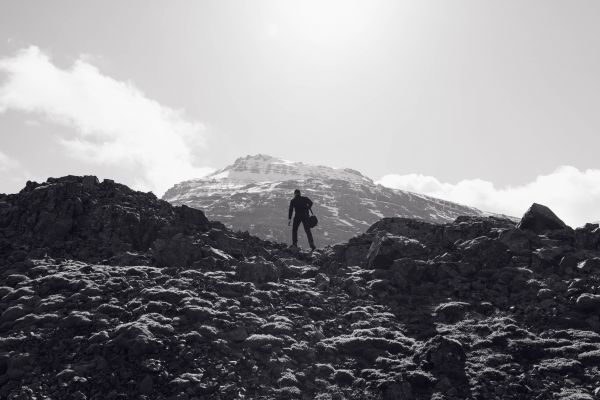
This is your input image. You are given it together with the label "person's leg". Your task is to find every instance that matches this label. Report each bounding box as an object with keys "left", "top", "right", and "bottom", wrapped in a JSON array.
[
  {"left": 302, "top": 217, "right": 315, "bottom": 249},
  {"left": 292, "top": 218, "right": 301, "bottom": 246}
]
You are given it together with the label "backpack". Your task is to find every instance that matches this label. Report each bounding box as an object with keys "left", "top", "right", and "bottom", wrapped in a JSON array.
[{"left": 308, "top": 209, "right": 318, "bottom": 228}]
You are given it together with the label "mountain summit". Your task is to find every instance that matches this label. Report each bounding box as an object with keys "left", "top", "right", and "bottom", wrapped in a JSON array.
[
  {"left": 163, "top": 155, "right": 484, "bottom": 246},
  {"left": 201, "top": 154, "right": 373, "bottom": 186}
]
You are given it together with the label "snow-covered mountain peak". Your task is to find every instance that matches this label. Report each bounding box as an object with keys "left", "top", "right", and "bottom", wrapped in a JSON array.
[
  {"left": 204, "top": 154, "right": 373, "bottom": 185},
  {"left": 163, "top": 154, "right": 486, "bottom": 246}
]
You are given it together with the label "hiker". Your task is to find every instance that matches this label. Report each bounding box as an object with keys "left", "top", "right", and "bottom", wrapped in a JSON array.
[{"left": 288, "top": 189, "right": 316, "bottom": 250}]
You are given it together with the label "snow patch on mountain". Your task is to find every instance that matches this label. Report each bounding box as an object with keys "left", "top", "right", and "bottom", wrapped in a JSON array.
[
  {"left": 163, "top": 154, "right": 487, "bottom": 246},
  {"left": 178, "top": 154, "right": 373, "bottom": 189}
]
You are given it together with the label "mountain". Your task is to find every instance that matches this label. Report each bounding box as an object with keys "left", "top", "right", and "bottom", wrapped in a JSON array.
[
  {"left": 163, "top": 154, "right": 485, "bottom": 247},
  {"left": 2, "top": 175, "right": 600, "bottom": 399}
]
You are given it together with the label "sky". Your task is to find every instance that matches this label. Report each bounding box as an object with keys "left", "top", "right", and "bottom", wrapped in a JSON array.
[{"left": 0, "top": 1, "right": 599, "bottom": 226}]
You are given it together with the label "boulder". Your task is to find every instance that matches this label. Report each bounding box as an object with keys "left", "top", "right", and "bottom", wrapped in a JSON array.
[
  {"left": 333, "top": 369, "right": 355, "bottom": 386},
  {"left": 322, "top": 333, "right": 410, "bottom": 361},
  {"left": 109, "top": 322, "right": 164, "bottom": 356},
  {"left": 389, "top": 258, "right": 432, "bottom": 282},
  {"left": 381, "top": 381, "right": 414, "bottom": 400},
  {"left": 235, "top": 260, "right": 278, "bottom": 283},
  {"left": 498, "top": 228, "right": 536, "bottom": 255},
  {"left": 559, "top": 255, "right": 579, "bottom": 271},
  {"left": 517, "top": 203, "right": 568, "bottom": 233},
  {"left": 417, "top": 336, "right": 466, "bottom": 379},
  {"left": 458, "top": 236, "right": 511, "bottom": 270},
  {"left": 314, "top": 273, "right": 330, "bottom": 291},
  {"left": 151, "top": 235, "right": 204, "bottom": 268},
  {"left": 576, "top": 293, "right": 600, "bottom": 311},
  {"left": 536, "top": 358, "right": 583, "bottom": 375},
  {"left": 578, "top": 350, "right": 600, "bottom": 366},
  {"left": 576, "top": 258, "right": 600, "bottom": 273},
  {"left": 244, "top": 334, "right": 285, "bottom": 350},
  {"left": 434, "top": 302, "right": 471, "bottom": 323},
  {"left": 575, "top": 223, "right": 600, "bottom": 250},
  {"left": 366, "top": 233, "right": 428, "bottom": 268}
]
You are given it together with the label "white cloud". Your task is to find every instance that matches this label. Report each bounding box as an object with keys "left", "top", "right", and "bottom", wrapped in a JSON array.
[
  {"left": 377, "top": 166, "right": 600, "bottom": 228},
  {"left": 0, "top": 46, "right": 213, "bottom": 195}
]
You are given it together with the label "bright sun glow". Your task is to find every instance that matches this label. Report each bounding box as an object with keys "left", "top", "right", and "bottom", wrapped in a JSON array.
[{"left": 267, "top": 0, "right": 384, "bottom": 45}]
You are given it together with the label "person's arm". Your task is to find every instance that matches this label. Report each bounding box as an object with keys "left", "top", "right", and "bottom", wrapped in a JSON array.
[
  {"left": 306, "top": 197, "right": 313, "bottom": 210},
  {"left": 288, "top": 200, "right": 294, "bottom": 220}
]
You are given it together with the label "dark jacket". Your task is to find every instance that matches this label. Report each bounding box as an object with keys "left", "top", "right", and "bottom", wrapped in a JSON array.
[{"left": 289, "top": 196, "right": 313, "bottom": 219}]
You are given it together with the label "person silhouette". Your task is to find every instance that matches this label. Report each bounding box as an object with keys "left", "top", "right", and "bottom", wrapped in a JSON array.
[{"left": 288, "top": 189, "right": 316, "bottom": 250}]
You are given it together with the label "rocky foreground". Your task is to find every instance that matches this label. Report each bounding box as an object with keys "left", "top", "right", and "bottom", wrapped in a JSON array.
[{"left": 1, "top": 177, "right": 600, "bottom": 399}]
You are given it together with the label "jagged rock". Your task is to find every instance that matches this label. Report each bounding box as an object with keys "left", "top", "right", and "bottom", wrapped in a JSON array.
[
  {"left": 368, "top": 218, "right": 444, "bottom": 248},
  {"left": 577, "top": 350, "right": 600, "bottom": 366},
  {"left": 577, "top": 258, "right": 600, "bottom": 273},
  {"left": 314, "top": 273, "right": 330, "bottom": 291},
  {"left": 320, "top": 329, "right": 412, "bottom": 362},
  {"left": 381, "top": 381, "right": 414, "bottom": 400},
  {"left": 559, "top": 255, "right": 579, "bottom": 271},
  {"left": 235, "top": 259, "right": 278, "bottom": 283},
  {"left": 333, "top": 369, "right": 355, "bottom": 386},
  {"left": 531, "top": 246, "right": 572, "bottom": 272},
  {"left": 417, "top": 336, "right": 466, "bottom": 379},
  {"left": 537, "top": 288, "right": 554, "bottom": 299},
  {"left": 151, "top": 235, "right": 204, "bottom": 267},
  {"left": 575, "top": 223, "right": 600, "bottom": 250},
  {"left": 498, "top": 228, "right": 536, "bottom": 254},
  {"left": 109, "top": 321, "right": 165, "bottom": 356},
  {"left": 576, "top": 293, "right": 600, "bottom": 311},
  {"left": 536, "top": 358, "right": 583, "bottom": 375},
  {"left": 0, "top": 175, "right": 212, "bottom": 263},
  {"left": 517, "top": 203, "right": 569, "bottom": 233},
  {"left": 434, "top": 301, "right": 471, "bottom": 323},
  {"left": 0, "top": 304, "right": 31, "bottom": 323},
  {"left": 138, "top": 374, "right": 154, "bottom": 394},
  {"left": 1, "top": 176, "right": 600, "bottom": 399},
  {"left": 244, "top": 334, "right": 285, "bottom": 350},
  {"left": 390, "top": 258, "right": 433, "bottom": 283},
  {"left": 458, "top": 236, "right": 511, "bottom": 269},
  {"left": 366, "top": 233, "right": 428, "bottom": 268}
]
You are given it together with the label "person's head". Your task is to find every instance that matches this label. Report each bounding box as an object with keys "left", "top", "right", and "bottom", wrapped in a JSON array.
[{"left": 294, "top": 189, "right": 301, "bottom": 197}]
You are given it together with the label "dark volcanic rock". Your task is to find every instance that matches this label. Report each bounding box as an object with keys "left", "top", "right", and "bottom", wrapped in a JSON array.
[
  {"left": 417, "top": 335, "right": 466, "bottom": 379},
  {"left": 1, "top": 176, "right": 600, "bottom": 400},
  {"left": 0, "top": 175, "right": 211, "bottom": 263},
  {"left": 575, "top": 223, "right": 600, "bottom": 250},
  {"left": 434, "top": 301, "right": 471, "bottom": 323},
  {"left": 366, "top": 233, "right": 428, "bottom": 268},
  {"left": 517, "top": 203, "right": 569, "bottom": 233},
  {"left": 576, "top": 293, "right": 600, "bottom": 311},
  {"left": 235, "top": 258, "right": 278, "bottom": 283}
]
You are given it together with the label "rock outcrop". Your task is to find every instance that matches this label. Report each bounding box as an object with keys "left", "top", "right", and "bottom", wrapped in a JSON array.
[
  {"left": 517, "top": 202, "right": 569, "bottom": 233},
  {"left": 1, "top": 176, "right": 600, "bottom": 399}
]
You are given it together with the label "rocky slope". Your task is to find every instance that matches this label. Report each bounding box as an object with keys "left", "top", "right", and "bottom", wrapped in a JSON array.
[
  {"left": 2, "top": 176, "right": 600, "bottom": 399},
  {"left": 163, "top": 155, "right": 485, "bottom": 247}
]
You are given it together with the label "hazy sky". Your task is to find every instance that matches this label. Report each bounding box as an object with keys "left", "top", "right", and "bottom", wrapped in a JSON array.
[{"left": 1, "top": 1, "right": 599, "bottom": 225}]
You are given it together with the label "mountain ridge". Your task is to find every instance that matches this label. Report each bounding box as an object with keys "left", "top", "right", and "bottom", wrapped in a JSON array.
[
  {"left": 164, "top": 154, "right": 488, "bottom": 247},
  {"left": 195, "top": 154, "right": 374, "bottom": 186}
]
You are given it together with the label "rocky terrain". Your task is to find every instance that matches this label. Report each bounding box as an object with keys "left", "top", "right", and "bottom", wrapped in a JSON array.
[
  {"left": 163, "top": 154, "right": 486, "bottom": 247},
  {"left": 2, "top": 176, "right": 600, "bottom": 399}
]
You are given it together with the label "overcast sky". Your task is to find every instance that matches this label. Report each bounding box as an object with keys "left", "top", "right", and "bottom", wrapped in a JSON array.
[{"left": 1, "top": 1, "right": 599, "bottom": 226}]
